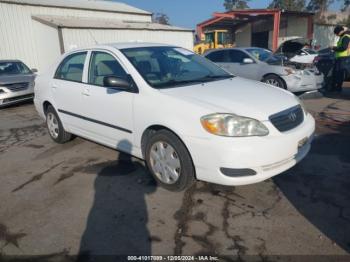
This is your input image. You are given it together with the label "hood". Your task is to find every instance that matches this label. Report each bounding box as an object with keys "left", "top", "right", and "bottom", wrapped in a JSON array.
[
  {"left": 0, "top": 74, "right": 35, "bottom": 85},
  {"left": 275, "top": 37, "right": 307, "bottom": 56},
  {"left": 159, "top": 77, "right": 299, "bottom": 121}
]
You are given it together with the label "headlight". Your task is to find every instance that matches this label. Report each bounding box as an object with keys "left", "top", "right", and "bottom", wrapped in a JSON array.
[
  {"left": 201, "top": 113, "right": 269, "bottom": 137},
  {"left": 295, "top": 96, "right": 309, "bottom": 116}
]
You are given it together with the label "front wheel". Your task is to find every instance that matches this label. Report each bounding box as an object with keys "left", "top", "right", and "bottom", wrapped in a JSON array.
[
  {"left": 145, "top": 130, "right": 195, "bottom": 191},
  {"left": 263, "top": 75, "right": 286, "bottom": 89}
]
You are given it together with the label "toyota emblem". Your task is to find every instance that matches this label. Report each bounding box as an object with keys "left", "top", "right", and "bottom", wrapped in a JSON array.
[{"left": 288, "top": 112, "right": 297, "bottom": 121}]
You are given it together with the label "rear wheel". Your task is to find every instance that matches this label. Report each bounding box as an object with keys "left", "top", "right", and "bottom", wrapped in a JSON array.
[
  {"left": 46, "top": 105, "right": 73, "bottom": 144},
  {"left": 263, "top": 75, "right": 286, "bottom": 89},
  {"left": 145, "top": 129, "right": 195, "bottom": 191}
]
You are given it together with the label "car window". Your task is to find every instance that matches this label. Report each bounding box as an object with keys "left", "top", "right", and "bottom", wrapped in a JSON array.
[
  {"left": 246, "top": 48, "right": 272, "bottom": 61},
  {"left": 0, "top": 62, "right": 31, "bottom": 76},
  {"left": 55, "top": 52, "right": 87, "bottom": 82},
  {"left": 121, "top": 46, "right": 232, "bottom": 89},
  {"left": 88, "top": 51, "right": 128, "bottom": 86},
  {"left": 227, "top": 50, "right": 250, "bottom": 63},
  {"left": 206, "top": 51, "right": 228, "bottom": 63}
]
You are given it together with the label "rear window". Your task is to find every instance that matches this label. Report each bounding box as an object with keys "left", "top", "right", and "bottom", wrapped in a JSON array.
[
  {"left": 0, "top": 62, "right": 31, "bottom": 76},
  {"left": 55, "top": 52, "right": 87, "bottom": 82}
]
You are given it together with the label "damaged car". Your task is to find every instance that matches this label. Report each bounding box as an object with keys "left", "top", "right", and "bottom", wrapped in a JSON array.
[{"left": 204, "top": 39, "right": 324, "bottom": 93}]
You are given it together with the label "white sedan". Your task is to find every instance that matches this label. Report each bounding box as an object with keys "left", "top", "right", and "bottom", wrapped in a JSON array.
[{"left": 34, "top": 43, "right": 315, "bottom": 191}]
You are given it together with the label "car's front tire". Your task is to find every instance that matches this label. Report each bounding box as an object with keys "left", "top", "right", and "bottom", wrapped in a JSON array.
[
  {"left": 46, "top": 105, "right": 73, "bottom": 144},
  {"left": 145, "top": 129, "right": 195, "bottom": 191},
  {"left": 263, "top": 75, "right": 287, "bottom": 89}
]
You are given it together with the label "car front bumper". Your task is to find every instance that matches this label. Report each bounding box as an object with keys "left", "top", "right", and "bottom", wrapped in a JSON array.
[
  {"left": 282, "top": 73, "right": 324, "bottom": 92},
  {"left": 184, "top": 114, "right": 315, "bottom": 186},
  {"left": 0, "top": 87, "right": 34, "bottom": 107}
]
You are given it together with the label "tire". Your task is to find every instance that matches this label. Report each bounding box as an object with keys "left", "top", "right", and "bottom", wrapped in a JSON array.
[
  {"left": 145, "top": 129, "right": 195, "bottom": 191},
  {"left": 263, "top": 75, "right": 287, "bottom": 89},
  {"left": 46, "top": 105, "right": 73, "bottom": 144}
]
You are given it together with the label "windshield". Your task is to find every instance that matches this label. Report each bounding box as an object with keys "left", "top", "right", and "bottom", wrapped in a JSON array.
[
  {"left": 0, "top": 62, "right": 31, "bottom": 76},
  {"left": 121, "top": 46, "right": 232, "bottom": 89},
  {"left": 246, "top": 48, "right": 272, "bottom": 61}
]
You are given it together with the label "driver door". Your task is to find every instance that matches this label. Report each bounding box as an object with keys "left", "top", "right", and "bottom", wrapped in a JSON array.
[{"left": 80, "top": 50, "right": 134, "bottom": 152}]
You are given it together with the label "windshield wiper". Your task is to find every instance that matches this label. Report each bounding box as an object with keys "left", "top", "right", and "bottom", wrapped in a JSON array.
[
  {"left": 201, "top": 74, "right": 234, "bottom": 80},
  {"left": 154, "top": 75, "right": 233, "bottom": 89},
  {"left": 154, "top": 79, "right": 206, "bottom": 89}
]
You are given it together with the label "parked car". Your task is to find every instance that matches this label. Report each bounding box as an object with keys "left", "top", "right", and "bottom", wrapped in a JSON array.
[
  {"left": 205, "top": 47, "right": 324, "bottom": 92},
  {"left": 289, "top": 48, "right": 318, "bottom": 64},
  {"left": 275, "top": 38, "right": 318, "bottom": 64},
  {"left": 34, "top": 43, "right": 315, "bottom": 191},
  {"left": 0, "top": 60, "right": 36, "bottom": 107}
]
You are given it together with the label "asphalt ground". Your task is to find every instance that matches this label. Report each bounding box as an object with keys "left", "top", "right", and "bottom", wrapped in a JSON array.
[{"left": 0, "top": 87, "right": 349, "bottom": 261}]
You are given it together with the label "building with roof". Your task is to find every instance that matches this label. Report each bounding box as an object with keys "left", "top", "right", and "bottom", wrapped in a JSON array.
[
  {"left": 197, "top": 9, "right": 314, "bottom": 51},
  {"left": 0, "top": 0, "right": 193, "bottom": 72}
]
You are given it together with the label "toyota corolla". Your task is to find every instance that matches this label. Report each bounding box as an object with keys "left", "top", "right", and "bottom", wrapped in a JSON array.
[{"left": 34, "top": 43, "right": 315, "bottom": 191}]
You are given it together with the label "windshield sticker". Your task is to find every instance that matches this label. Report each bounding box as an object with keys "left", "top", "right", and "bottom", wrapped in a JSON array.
[{"left": 174, "top": 48, "right": 194, "bottom": 56}]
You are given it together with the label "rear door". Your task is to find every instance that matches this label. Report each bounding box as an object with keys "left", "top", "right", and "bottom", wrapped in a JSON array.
[{"left": 52, "top": 51, "right": 88, "bottom": 132}]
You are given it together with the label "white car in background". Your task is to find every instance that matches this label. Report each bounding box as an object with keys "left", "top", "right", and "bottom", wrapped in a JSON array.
[
  {"left": 205, "top": 47, "right": 323, "bottom": 93},
  {"left": 34, "top": 43, "right": 315, "bottom": 191},
  {"left": 290, "top": 48, "right": 318, "bottom": 64}
]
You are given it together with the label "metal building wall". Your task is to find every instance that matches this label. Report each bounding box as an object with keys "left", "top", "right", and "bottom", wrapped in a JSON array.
[
  {"left": 61, "top": 28, "right": 194, "bottom": 51},
  {"left": 0, "top": 1, "right": 152, "bottom": 71},
  {"left": 314, "top": 25, "right": 338, "bottom": 49}
]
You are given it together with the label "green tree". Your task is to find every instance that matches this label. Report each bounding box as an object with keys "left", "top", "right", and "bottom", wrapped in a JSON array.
[
  {"left": 224, "top": 0, "right": 250, "bottom": 10},
  {"left": 268, "top": 0, "right": 306, "bottom": 11},
  {"left": 152, "top": 13, "right": 170, "bottom": 25}
]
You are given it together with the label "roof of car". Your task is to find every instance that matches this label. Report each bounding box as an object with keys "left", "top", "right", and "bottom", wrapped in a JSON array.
[
  {"left": 204, "top": 47, "right": 269, "bottom": 55},
  {"left": 68, "top": 42, "right": 178, "bottom": 52}
]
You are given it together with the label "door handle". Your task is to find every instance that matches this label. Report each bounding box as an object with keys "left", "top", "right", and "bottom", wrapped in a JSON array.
[
  {"left": 82, "top": 88, "right": 90, "bottom": 96},
  {"left": 52, "top": 84, "right": 58, "bottom": 89}
]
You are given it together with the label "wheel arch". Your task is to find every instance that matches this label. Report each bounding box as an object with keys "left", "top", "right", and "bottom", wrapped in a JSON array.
[
  {"left": 140, "top": 124, "right": 197, "bottom": 178},
  {"left": 261, "top": 73, "right": 287, "bottom": 89},
  {"left": 43, "top": 100, "right": 53, "bottom": 115}
]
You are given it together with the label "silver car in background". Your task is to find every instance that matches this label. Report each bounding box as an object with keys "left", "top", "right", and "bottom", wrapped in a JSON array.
[
  {"left": 0, "top": 60, "right": 36, "bottom": 107},
  {"left": 204, "top": 47, "right": 324, "bottom": 93}
]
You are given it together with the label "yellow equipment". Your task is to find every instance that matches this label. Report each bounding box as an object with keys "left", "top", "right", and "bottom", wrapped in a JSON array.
[{"left": 194, "top": 30, "right": 233, "bottom": 55}]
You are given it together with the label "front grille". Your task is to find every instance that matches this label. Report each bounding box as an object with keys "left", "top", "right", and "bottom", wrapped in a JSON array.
[
  {"left": 2, "top": 82, "right": 30, "bottom": 92},
  {"left": 269, "top": 105, "right": 304, "bottom": 132}
]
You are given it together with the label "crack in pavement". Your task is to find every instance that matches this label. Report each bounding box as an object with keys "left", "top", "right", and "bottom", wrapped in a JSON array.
[
  {"left": 173, "top": 181, "right": 283, "bottom": 257},
  {"left": 12, "top": 162, "right": 64, "bottom": 192},
  {"left": 0, "top": 124, "right": 46, "bottom": 154}
]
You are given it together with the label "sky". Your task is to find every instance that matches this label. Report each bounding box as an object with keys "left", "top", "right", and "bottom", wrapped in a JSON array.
[{"left": 115, "top": 0, "right": 343, "bottom": 29}]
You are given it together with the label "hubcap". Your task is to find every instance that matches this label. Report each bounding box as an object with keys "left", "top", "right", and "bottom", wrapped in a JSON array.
[
  {"left": 47, "top": 112, "right": 59, "bottom": 139},
  {"left": 265, "top": 79, "right": 280, "bottom": 87},
  {"left": 149, "top": 141, "right": 181, "bottom": 184}
]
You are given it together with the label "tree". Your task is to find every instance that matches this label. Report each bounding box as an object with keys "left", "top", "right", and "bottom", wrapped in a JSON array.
[
  {"left": 152, "top": 13, "right": 170, "bottom": 25},
  {"left": 224, "top": 0, "right": 250, "bottom": 10},
  {"left": 268, "top": 0, "right": 306, "bottom": 11},
  {"left": 306, "top": 0, "right": 336, "bottom": 23}
]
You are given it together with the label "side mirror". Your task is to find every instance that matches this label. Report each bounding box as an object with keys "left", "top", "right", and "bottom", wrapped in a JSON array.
[
  {"left": 31, "top": 68, "right": 38, "bottom": 73},
  {"left": 243, "top": 58, "right": 254, "bottom": 64},
  {"left": 103, "top": 76, "right": 131, "bottom": 90}
]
